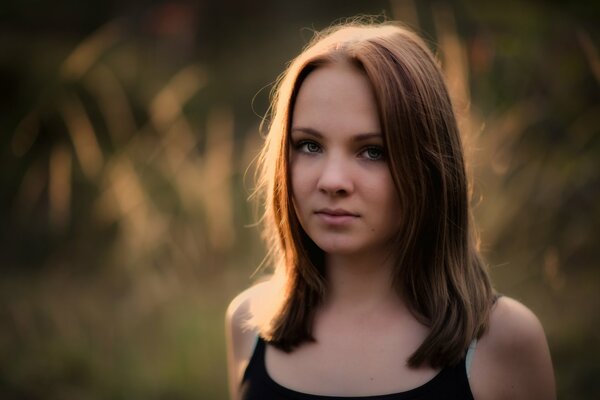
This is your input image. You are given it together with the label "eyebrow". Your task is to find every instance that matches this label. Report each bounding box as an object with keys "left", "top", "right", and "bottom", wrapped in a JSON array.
[{"left": 290, "top": 127, "right": 382, "bottom": 141}]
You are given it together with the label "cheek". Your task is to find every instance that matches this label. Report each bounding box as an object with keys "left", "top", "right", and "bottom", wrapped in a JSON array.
[
  {"left": 290, "top": 163, "right": 316, "bottom": 231},
  {"left": 363, "top": 172, "right": 395, "bottom": 199},
  {"left": 290, "top": 159, "right": 313, "bottom": 195},
  {"left": 369, "top": 175, "right": 401, "bottom": 220},
  {"left": 290, "top": 161, "right": 309, "bottom": 211},
  {"left": 290, "top": 160, "right": 300, "bottom": 195}
]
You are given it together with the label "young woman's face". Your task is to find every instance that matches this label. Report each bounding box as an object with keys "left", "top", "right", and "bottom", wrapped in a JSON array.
[{"left": 289, "top": 62, "right": 402, "bottom": 257}]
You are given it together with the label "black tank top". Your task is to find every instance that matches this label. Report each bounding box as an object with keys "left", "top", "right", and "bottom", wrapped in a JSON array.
[{"left": 240, "top": 337, "right": 475, "bottom": 400}]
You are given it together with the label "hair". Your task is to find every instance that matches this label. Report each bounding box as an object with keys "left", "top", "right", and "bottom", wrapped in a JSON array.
[{"left": 252, "top": 20, "right": 495, "bottom": 368}]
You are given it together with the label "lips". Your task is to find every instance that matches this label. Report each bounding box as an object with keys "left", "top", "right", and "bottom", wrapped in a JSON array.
[
  {"left": 316, "top": 208, "right": 358, "bottom": 216},
  {"left": 314, "top": 208, "right": 359, "bottom": 225}
]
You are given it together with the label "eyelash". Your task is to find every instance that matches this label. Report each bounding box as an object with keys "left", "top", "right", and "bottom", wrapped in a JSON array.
[
  {"left": 362, "top": 146, "right": 384, "bottom": 161},
  {"left": 293, "top": 140, "right": 385, "bottom": 161},
  {"left": 296, "top": 140, "right": 321, "bottom": 154}
]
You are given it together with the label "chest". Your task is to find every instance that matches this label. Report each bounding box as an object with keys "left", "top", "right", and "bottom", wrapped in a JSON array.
[{"left": 265, "top": 329, "right": 440, "bottom": 396}]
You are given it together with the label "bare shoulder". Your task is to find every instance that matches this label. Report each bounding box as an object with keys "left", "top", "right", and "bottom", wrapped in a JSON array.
[
  {"left": 226, "top": 283, "right": 261, "bottom": 330},
  {"left": 469, "top": 297, "right": 556, "bottom": 400},
  {"left": 487, "top": 297, "right": 547, "bottom": 349},
  {"left": 226, "top": 281, "right": 270, "bottom": 357},
  {"left": 225, "top": 282, "right": 270, "bottom": 398}
]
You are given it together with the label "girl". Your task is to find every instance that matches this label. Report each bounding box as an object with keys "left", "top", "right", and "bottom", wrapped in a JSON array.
[{"left": 226, "top": 21, "right": 555, "bottom": 400}]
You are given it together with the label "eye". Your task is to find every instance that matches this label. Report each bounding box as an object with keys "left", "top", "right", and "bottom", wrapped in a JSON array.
[
  {"left": 296, "top": 140, "right": 321, "bottom": 154},
  {"left": 361, "top": 146, "right": 385, "bottom": 161}
]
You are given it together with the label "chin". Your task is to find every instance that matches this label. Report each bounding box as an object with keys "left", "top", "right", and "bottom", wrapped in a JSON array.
[
  {"left": 311, "top": 235, "right": 364, "bottom": 256},
  {"left": 309, "top": 230, "right": 396, "bottom": 259}
]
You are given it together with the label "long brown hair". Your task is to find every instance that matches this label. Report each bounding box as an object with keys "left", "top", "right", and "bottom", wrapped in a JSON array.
[{"left": 252, "top": 20, "right": 495, "bottom": 368}]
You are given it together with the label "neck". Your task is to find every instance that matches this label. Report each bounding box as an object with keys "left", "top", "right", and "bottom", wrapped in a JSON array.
[{"left": 323, "top": 250, "right": 401, "bottom": 313}]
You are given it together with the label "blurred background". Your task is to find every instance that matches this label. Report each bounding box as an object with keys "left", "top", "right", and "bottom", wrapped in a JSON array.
[{"left": 1, "top": 0, "right": 598, "bottom": 398}]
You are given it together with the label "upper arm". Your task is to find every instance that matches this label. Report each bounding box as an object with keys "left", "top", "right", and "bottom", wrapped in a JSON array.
[
  {"left": 469, "top": 297, "right": 556, "bottom": 400},
  {"left": 225, "top": 286, "right": 262, "bottom": 400}
]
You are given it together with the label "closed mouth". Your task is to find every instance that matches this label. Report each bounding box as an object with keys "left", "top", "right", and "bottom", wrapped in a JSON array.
[{"left": 315, "top": 208, "right": 359, "bottom": 217}]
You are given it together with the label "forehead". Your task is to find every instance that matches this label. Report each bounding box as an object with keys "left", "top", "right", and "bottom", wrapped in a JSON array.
[{"left": 291, "top": 62, "right": 381, "bottom": 135}]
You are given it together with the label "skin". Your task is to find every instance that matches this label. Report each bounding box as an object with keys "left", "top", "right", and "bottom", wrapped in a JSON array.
[
  {"left": 225, "top": 62, "right": 556, "bottom": 399},
  {"left": 289, "top": 62, "right": 402, "bottom": 263}
]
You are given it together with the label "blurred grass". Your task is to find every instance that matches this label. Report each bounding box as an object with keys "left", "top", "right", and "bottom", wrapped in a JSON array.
[
  {"left": 0, "top": 0, "right": 598, "bottom": 399},
  {"left": 0, "top": 268, "right": 248, "bottom": 399}
]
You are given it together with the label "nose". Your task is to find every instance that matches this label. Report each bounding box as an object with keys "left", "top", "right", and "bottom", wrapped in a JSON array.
[{"left": 316, "top": 155, "right": 353, "bottom": 196}]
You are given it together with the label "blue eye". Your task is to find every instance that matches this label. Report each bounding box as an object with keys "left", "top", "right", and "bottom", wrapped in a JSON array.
[
  {"left": 362, "top": 146, "right": 384, "bottom": 161},
  {"left": 296, "top": 141, "right": 321, "bottom": 153}
]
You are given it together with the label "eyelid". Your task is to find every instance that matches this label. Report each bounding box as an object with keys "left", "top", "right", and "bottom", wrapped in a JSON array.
[
  {"left": 293, "top": 139, "right": 322, "bottom": 153},
  {"left": 359, "top": 145, "right": 385, "bottom": 161},
  {"left": 291, "top": 138, "right": 385, "bottom": 160}
]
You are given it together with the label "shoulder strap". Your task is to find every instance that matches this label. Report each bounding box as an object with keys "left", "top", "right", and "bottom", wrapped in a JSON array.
[
  {"left": 251, "top": 334, "right": 260, "bottom": 354},
  {"left": 465, "top": 295, "right": 501, "bottom": 380},
  {"left": 465, "top": 338, "right": 478, "bottom": 379},
  {"left": 241, "top": 335, "right": 265, "bottom": 384}
]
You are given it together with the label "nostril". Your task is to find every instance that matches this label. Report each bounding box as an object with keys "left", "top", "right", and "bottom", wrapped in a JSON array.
[
  {"left": 318, "top": 183, "right": 351, "bottom": 196},
  {"left": 316, "top": 159, "right": 353, "bottom": 195}
]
